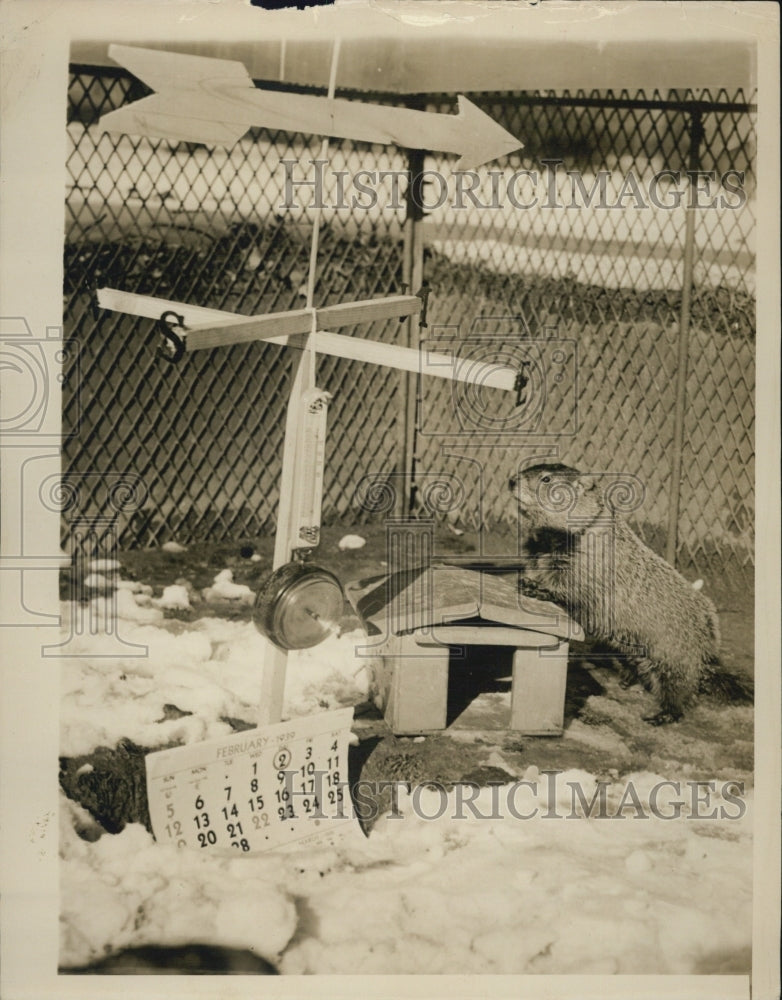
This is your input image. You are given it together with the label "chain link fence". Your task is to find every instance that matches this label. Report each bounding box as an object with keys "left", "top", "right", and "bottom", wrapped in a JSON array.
[
  {"left": 64, "top": 68, "right": 412, "bottom": 545},
  {"left": 63, "top": 69, "right": 755, "bottom": 584},
  {"left": 417, "top": 89, "right": 755, "bottom": 582}
]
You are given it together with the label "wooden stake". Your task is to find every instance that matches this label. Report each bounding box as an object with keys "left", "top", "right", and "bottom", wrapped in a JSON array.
[
  {"left": 256, "top": 39, "right": 341, "bottom": 726},
  {"left": 256, "top": 317, "right": 316, "bottom": 727}
]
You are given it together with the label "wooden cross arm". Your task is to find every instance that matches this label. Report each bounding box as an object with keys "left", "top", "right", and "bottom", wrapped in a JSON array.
[
  {"left": 187, "top": 295, "right": 422, "bottom": 350},
  {"left": 97, "top": 287, "right": 518, "bottom": 392},
  {"left": 97, "top": 288, "right": 419, "bottom": 340}
]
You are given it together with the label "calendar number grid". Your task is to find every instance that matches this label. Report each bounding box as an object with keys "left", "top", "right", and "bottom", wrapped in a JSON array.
[{"left": 145, "top": 709, "right": 354, "bottom": 855}]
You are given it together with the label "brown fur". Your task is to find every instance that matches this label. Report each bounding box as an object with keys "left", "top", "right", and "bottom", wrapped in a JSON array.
[{"left": 509, "top": 463, "right": 727, "bottom": 724}]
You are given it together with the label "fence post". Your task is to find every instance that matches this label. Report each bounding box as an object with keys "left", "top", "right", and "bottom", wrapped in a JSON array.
[
  {"left": 399, "top": 144, "right": 426, "bottom": 516},
  {"left": 666, "top": 109, "right": 704, "bottom": 567}
]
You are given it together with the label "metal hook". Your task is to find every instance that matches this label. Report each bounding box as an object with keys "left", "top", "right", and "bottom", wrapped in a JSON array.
[
  {"left": 514, "top": 360, "right": 531, "bottom": 407},
  {"left": 398, "top": 282, "right": 409, "bottom": 323},
  {"left": 89, "top": 281, "right": 103, "bottom": 322},
  {"left": 415, "top": 281, "right": 430, "bottom": 328},
  {"left": 88, "top": 277, "right": 112, "bottom": 331},
  {"left": 156, "top": 310, "right": 186, "bottom": 364}
]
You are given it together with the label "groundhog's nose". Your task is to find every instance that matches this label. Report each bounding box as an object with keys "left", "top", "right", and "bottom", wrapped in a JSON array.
[{"left": 508, "top": 475, "right": 517, "bottom": 492}]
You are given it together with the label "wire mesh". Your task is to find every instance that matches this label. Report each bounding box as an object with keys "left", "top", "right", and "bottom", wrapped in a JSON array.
[
  {"left": 63, "top": 70, "right": 755, "bottom": 584},
  {"left": 416, "top": 88, "right": 755, "bottom": 581},
  {"left": 64, "top": 69, "right": 410, "bottom": 546}
]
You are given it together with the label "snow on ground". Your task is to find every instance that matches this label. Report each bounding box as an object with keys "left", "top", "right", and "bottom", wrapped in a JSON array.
[
  {"left": 59, "top": 592, "right": 752, "bottom": 974},
  {"left": 277, "top": 780, "right": 752, "bottom": 975},
  {"left": 60, "top": 777, "right": 754, "bottom": 974},
  {"left": 59, "top": 597, "right": 371, "bottom": 758}
]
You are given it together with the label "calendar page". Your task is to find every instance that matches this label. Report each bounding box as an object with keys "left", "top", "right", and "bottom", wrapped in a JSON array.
[{"left": 145, "top": 708, "right": 355, "bottom": 855}]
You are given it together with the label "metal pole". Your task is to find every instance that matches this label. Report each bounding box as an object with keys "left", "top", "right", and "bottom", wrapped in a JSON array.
[
  {"left": 399, "top": 143, "right": 425, "bottom": 516},
  {"left": 665, "top": 110, "right": 703, "bottom": 566}
]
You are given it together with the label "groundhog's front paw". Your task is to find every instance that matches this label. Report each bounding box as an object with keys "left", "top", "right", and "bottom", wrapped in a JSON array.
[
  {"left": 642, "top": 709, "right": 683, "bottom": 726},
  {"left": 517, "top": 578, "right": 557, "bottom": 602}
]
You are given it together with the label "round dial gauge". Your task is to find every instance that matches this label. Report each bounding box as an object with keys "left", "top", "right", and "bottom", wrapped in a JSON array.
[{"left": 253, "top": 562, "right": 344, "bottom": 650}]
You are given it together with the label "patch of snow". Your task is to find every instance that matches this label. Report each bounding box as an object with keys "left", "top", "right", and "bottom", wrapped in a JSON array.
[
  {"left": 153, "top": 584, "right": 192, "bottom": 611},
  {"left": 161, "top": 541, "right": 188, "bottom": 554},
  {"left": 84, "top": 573, "right": 111, "bottom": 589},
  {"left": 60, "top": 797, "right": 297, "bottom": 969},
  {"left": 565, "top": 719, "right": 631, "bottom": 756},
  {"left": 89, "top": 559, "right": 120, "bottom": 573},
  {"left": 625, "top": 849, "right": 652, "bottom": 874},
  {"left": 59, "top": 607, "right": 372, "bottom": 758},
  {"left": 114, "top": 589, "right": 164, "bottom": 624},
  {"left": 277, "top": 781, "right": 752, "bottom": 975},
  {"left": 61, "top": 773, "right": 753, "bottom": 974},
  {"left": 203, "top": 569, "right": 255, "bottom": 604},
  {"left": 117, "top": 580, "right": 153, "bottom": 596},
  {"left": 483, "top": 749, "right": 514, "bottom": 772},
  {"left": 285, "top": 629, "right": 372, "bottom": 718},
  {"left": 338, "top": 534, "right": 366, "bottom": 551}
]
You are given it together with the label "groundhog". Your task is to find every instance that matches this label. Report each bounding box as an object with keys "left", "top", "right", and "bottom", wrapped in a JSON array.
[{"left": 509, "top": 462, "right": 749, "bottom": 724}]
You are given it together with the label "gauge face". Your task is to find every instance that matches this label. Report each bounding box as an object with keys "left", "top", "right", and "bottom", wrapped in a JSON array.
[{"left": 254, "top": 563, "right": 344, "bottom": 650}]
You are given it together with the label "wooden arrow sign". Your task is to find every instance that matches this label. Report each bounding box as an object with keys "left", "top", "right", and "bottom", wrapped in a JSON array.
[{"left": 100, "top": 44, "right": 522, "bottom": 169}]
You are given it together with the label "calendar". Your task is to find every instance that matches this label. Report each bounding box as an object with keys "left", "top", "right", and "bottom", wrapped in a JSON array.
[{"left": 145, "top": 708, "right": 355, "bottom": 855}]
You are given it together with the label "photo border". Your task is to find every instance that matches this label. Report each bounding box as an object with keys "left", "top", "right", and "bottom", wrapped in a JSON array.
[{"left": 1, "top": 3, "right": 778, "bottom": 998}]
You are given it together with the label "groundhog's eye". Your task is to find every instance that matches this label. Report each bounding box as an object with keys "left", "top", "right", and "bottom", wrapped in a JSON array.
[{"left": 541, "top": 475, "right": 551, "bottom": 484}]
